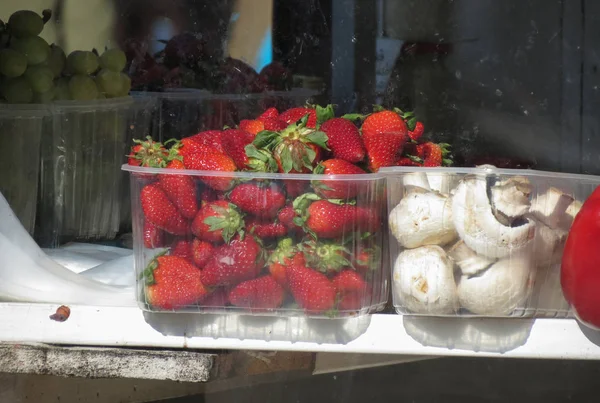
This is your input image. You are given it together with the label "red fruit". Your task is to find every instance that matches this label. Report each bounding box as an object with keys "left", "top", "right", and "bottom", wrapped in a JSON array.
[
  {"left": 286, "top": 264, "right": 336, "bottom": 313},
  {"left": 262, "top": 117, "right": 287, "bottom": 131},
  {"left": 268, "top": 238, "right": 296, "bottom": 288},
  {"left": 338, "top": 292, "right": 365, "bottom": 311},
  {"left": 320, "top": 118, "right": 366, "bottom": 163},
  {"left": 300, "top": 241, "right": 351, "bottom": 274},
  {"left": 221, "top": 129, "right": 255, "bottom": 170},
  {"left": 332, "top": 270, "right": 367, "bottom": 294},
  {"left": 158, "top": 159, "right": 198, "bottom": 219},
  {"left": 408, "top": 121, "right": 425, "bottom": 141},
  {"left": 144, "top": 222, "right": 165, "bottom": 249},
  {"left": 191, "top": 200, "right": 244, "bottom": 244},
  {"left": 416, "top": 142, "right": 443, "bottom": 167},
  {"left": 278, "top": 107, "right": 317, "bottom": 128},
  {"left": 170, "top": 239, "right": 193, "bottom": 262},
  {"left": 361, "top": 110, "right": 409, "bottom": 172},
  {"left": 128, "top": 137, "right": 170, "bottom": 167},
  {"left": 396, "top": 157, "right": 423, "bottom": 167},
  {"left": 239, "top": 119, "right": 265, "bottom": 136},
  {"left": 353, "top": 247, "right": 380, "bottom": 275},
  {"left": 285, "top": 180, "right": 310, "bottom": 198},
  {"left": 258, "top": 107, "right": 279, "bottom": 121},
  {"left": 200, "top": 288, "right": 229, "bottom": 307},
  {"left": 145, "top": 255, "right": 208, "bottom": 310},
  {"left": 361, "top": 110, "right": 408, "bottom": 138},
  {"left": 141, "top": 184, "right": 190, "bottom": 235},
  {"left": 278, "top": 205, "right": 299, "bottom": 229},
  {"left": 312, "top": 159, "right": 366, "bottom": 199},
  {"left": 228, "top": 275, "right": 285, "bottom": 309},
  {"left": 188, "top": 130, "right": 226, "bottom": 154},
  {"left": 247, "top": 218, "right": 288, "bottom": 239},
  {"left": 229, "top": 183, "right": 286, "bottom": 219},
  {"left": 201, "top": 236, "right": 265, "bottom": 286},
  {"left": 179, "top": 143, "right": 237, "bottom": 191},
  {"left": 192, "top": 239, "right": 214, "bottom": 268}
]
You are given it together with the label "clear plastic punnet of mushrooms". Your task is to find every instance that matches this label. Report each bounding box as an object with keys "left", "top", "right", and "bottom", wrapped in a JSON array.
[{"left": 387, "top": 167, "right": 582, "bottom": 317}]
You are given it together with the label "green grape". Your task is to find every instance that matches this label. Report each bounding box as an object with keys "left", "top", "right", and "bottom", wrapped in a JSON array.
[
  {"left": 33, "top": 85, "right": 55, "bottom": 103},
  {"left": 68, "top": 74, "right": 98, "bottom": 100},
  {"left": 54, "top": 77, "right": 71, "bottom": 100},
  {"left": 66, "top": 51, "right": 99, "bottom": 75},
  {"left": 24, "top": 65, "right": 53, "bottom": 93},
  {"left": 95, "top": 68, "right": 122, "bottom": 97},
  {"left": 99, "top": 48, "right": 126, "bottom": 72},
  {"left": 43, "top": 44, "right": 66, "bottom": 77},
  {"left": 119, "top": 72, "right": 131, "bottom": 96},
  {"left": 1, "top": 77, "right": 33, "bottom": 103},
  {"left": 0, "top": 48, "right": 27, "bottom": 78},
  {"left": 8, "top": 10, "right": 44, "bottom": 38},
  {"left": 10, "top": 36, "right": 50, "bottom": 65}
]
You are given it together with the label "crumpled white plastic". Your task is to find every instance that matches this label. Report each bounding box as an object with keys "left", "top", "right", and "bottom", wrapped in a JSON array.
[{"left": 0, "top": 192, "right": 136, "bottom": 306}]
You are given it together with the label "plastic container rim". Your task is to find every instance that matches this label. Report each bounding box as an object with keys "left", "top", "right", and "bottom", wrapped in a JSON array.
[
  {"left": 131, "top": 87, "right": 320, "bottom": 101},
  {"left": 0, "top": 103, "right": 52, "bottom": 117},
  {"left": 52, "top": 96, "right": 144, "bottom": 111}
]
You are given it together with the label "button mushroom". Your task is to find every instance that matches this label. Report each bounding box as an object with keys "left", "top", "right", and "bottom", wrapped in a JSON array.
[{"left": 490, "top": 176, "right": 532, "bottom": 225}]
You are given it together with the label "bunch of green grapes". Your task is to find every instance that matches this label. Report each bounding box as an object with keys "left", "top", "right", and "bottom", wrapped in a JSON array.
[{"left": 0, "top": 9, "right": 131, "bottom": 104}]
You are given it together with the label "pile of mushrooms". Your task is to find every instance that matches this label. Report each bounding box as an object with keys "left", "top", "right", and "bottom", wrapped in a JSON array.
[{"left": 389, "top": 168, "right": 581, "bottom": 316}]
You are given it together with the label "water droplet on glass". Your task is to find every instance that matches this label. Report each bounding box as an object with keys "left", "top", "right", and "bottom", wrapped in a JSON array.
[
  {"left": 495, "top": 89, "right": 503, "bottom": 97},
  {"left": 455, "top": 70, "right": 462, "bottom": 79}
]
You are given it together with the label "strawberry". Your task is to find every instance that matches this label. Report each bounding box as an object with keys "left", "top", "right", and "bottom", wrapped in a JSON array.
[
  {"left": 361, "top": 109, "right": 408, "bottom": 138},
  {"left": 144, "top": 222, "right": 165, "bottom": 249},
  {"left": 221, "top": 128, "right": 256, "bottom": 170},
  {"left": 285, "top": 180, "right": 310, "bottom": 198},
  {"left": 278, "top": 107, "right": 317, "bottom": 128},
  {"left": 239, "top": 119, "right": 265, "bottom": 136},
  {"left": 286, "top": 263, "right": 336, "bottom": 313},
  {"left": 247, "top": 218, "right": 288, "bottom": 239},
  {"left": 128, "top": 136, "right": 171, "bottom": 167},
  {"left": 257, "top": 107, "right": 279, "bottom": 121},
  {"left": 408, "top": 121, "right": 425, "bottom": 141},
  {"left": 300, "top": 240, "right": 352, "bottom": 274},
  {"left": 361, "top": 109, "right": 409, "bottom": 171},
  {"left": 268, "top": 238, "right": 297, "bottom": 288},
  {"left": 188, "top": 130, "right": 226, "bottom": 154},
  {"left": 332, "top": 270, "right": 367, "bottom": 294},
  {"left": 396, "top": 157, "right": 423, "bottom": 167},
  {"left": 141, "top": 184, "right": 190, "bottom": 235},
  {"left": 353, "top": 246, "right": 381, "bottom": 275},
  {"left": 199, "top": 288, "right": 229, "bottom": 307},
  {"left": 415, "top": 142, "right": 452, "bottom": 167},
  {"left": 262, "top": 117, "right": 287, "bottom": 131},
  {"left": 191, "top": 200, "right": 244, "bottom": 244},
  {"left": 229, "top": 182, "right": 286, "bottom": 219},
  {"left": 179, "top": 143, "right": 237, "bottom": 191},
  {"left": 312, "top": 159, "right": 366, "bottom": 199},
  {"left": 320, "top": 118, "right": 366, "bottom": 163},
  {"left": 278, "top": 205, "right": 300, "bottom": 230},
  {"left": 158, "top": 159, "right": 198, "bottom": 219},
  {"left": 228, "top": 275, "right": 285, "bottom": 309},
  {"left": 201, "top": 235, "right": 264, "bottom": 286},
  {"left": 338, "top": 292, "right": 364, "bottom": 311},
  {"left": 144, "top": 254, "right": 208, "bottom": 310},
  {"left": 170, "top": 239, "right": 193, "bottom": 262},
  {"left": 244, "top": 144, "right": 279, "bottom": 173},
  {"left": 192, "top": 239, "right": 214, "bottom": 268}
]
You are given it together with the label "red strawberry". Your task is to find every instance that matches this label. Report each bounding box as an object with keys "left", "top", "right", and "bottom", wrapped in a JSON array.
[
  {"left": 179, "top": 143, "right": 237, "bottom": 191},
  {"left": 416, "top": 142, "right": 451, "bottom": 167},
  {"left": 170, "top": 239, "right": 193, "bottom": 262},
  {"left": 396, "top": 157, "right": 423, "bottom": 167},
  {"left": 192, "top": 239, "right": 214, "bottom": 268},
  {"left": 229, "top": 182, "right": 286, "bottom": 219},
  {"left": 332, "top": 270, "right": 367, "bottom": 294},
  {"left": 312, "top": 159, "right": 366, "bottom": 199},
  {"left": 353, "top": 247, "right": 380, "bottom": 275},
  {"left": 300, "top": 240, "right": 351, "bottom": 274},
  {"left": 144, "top": 222, "right": 165, "bottom": 249},
  {"left": 361, "top": 110, "right": 408, "bottom": 138},
  {"left": 221, "top": 129, "right": 255, "bottom": 170},
  {"left": 320, "top": 118, "right": 366, "bottom": 163},
  {"left": 268, "top": 238, "right": 297, "bottom": 288},
  {"left": 158, "top": 159, "right": 198, "bottom": 219},
  {"left": 278, "top": 107, "right": 317, "bottom": 128},
  {"left": 188, "top": 130, "right": 226, "bottom": 154},
  {"left": 257, "top": 107, "right": 279, "bottom": 121},
  {"left": 199, "top": 288, "right": 229, "bottom": 307},
  {"left": 277, "top": 205, "right": 300, "bottom": 230},
  {"left": 141, "top": 184, "right": 190, "bottom": 235},
  {"left": 191, "top": 201, "right": 244, "bottom": 244},
  {"left": 361, "top": 110, "right": 409, "bottom": 171},
  {"left": 408, "top": 121, "right": 425, "bottom": 141},
  {"left": 128, "top": 136, "right": 170, "bottom": 167},
  {"left": 228, "top": 275, "right": 285, "bottom": 309},
  {"left": 247, "top": 218, "right": 288, "bottom": 239},
  {"left": 239, "top": 119, "right": 265, "bottom": 136},
  {"left": 285, "top": 180, "right": 310, "bottom": 198},
  {"left": 262, "top": 117, "right": 287, "bottom": 131},
  {"left": 201, "top": 235, "right": 264, "bottom": 286},
  {"left": 286, "top": 264, "right": 336, "bottom": 313},
  {"left": 144, "top": 255, "right": 208, "bottom": 310}
]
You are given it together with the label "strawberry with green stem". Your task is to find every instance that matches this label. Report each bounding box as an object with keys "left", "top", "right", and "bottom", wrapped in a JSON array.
[
  {"left": 176, "top": 140, "right": 237, "bottom": 191},
  {"left": 229, "top": 182, "right": 286, "bottom": 219},
  {"left": 246, "top": 218, "right": 288, "bottom": 239},
  {"left": 227, "top": 275, "right": 285, "bottom": 309},
  {"left": 332, "top": 270, "right": 369, "bottom": 311},
  {"left": 191, "top": 200, "right": 244, "bottom": 244},
  {"left": 312, "top": 159, "right": 366, "bottom": 199},
  {"left": 158, "top": 159, "right": 198, "bottom": 219},
  {"left": 299, "top": 240, "right": 352, "bottom": 275},
  {"left": 141, "top": 184, "right": 190, "bottom": 236},
  {"left": 128, "top": 136, "right": 174, "bottom": 167},
  {"left": 268, "top": 237, "right": 301, "bottom": 288},
  {"left": 200, "top": 235, "right": 265, "bottom": 286},
  {"left": 320, "top": 117, "right": 365, "bottom": 163},
  {"left": 221, "top": 128, "right": 256, "bottom": 170},
  {"left": 286, "top": 262, "right": 336, "bottom": 314}
]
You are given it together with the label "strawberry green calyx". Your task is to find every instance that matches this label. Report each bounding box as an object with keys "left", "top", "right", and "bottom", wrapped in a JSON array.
[
  {"left": 300, "top": 241, "right": 351, "bottom": 274},
  {"left": 314, "top": 104, "right": 335, "bottom": 126},
  {"left": 142, "top": 249, "right": 169, "bottom": 285},
  {"left": 244, "top": 144, "right": 278, "bottom": 172},
  {"left": 269, "top": 237, "right": 296, "bottom": 264},
  {"left": 129, "top": 136, "right": 175, "bottom": 168},
  {"left": 439, "top": 143, "right": 453, "bottom": 166},
  {"left": 292, "top": 193, "right": 322, "bottom": 236},
  {"left": 203, "top": 203, "right": 245, "bottom": 244}
]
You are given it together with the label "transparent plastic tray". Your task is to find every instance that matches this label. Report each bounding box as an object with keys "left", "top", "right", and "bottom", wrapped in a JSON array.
[
  {"left": 36, "top": 96, "right": 157, "bottom": 247},
  {"left": 0, "top": 104, "right": 51, "bottom": 235},
  {"left": 382, "top": 166, "right": 600, "bottom": 318},
  {"left": 123, "top": 164, "right": 388, "bottom": 318}
]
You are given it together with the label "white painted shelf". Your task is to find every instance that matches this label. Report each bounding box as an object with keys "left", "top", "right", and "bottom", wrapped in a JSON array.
[{"left": 2, "top": 303, "right": 600, "bottom": 360}]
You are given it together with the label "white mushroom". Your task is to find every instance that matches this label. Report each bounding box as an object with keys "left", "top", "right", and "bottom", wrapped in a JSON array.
[
  {"left": 529, "top": 187, "right": 576, "bottom": 230},
  {"left": 389, "top": 189, "right": 457, "bottom": 249},
  {"left": 490, "top": 176, "right": 532, "bottom": 224},
  {"left": 560, "top": 200, "right": 582, "bottom": 230},
  {"left": 457, "top": 254, "right": 533, "bottom": 316},
  {"left": 394, "top": 246, "right": 459, "bottom": 315},
  {"left": 451, "top": 176, "right": 535, "bottom": 259},
  {"left": 448, "top": 241, "right": 495, "bottom": 277},
  {"left": 533, "top": 224, "right": 567, "bottom": 269},
  {"left": 402, "top": 172, "right": 430, "bottom": 191},
  {"left": 427, "top": 173, "right": 460, "bottom": 195}
]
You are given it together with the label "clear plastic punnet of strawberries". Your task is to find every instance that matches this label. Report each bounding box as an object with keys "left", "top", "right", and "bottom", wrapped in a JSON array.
[{"left": 124, "top": 104, "right": 452, "bottom": 317}]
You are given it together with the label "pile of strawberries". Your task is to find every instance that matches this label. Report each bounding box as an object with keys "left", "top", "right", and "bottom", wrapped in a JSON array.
[{"left": 128, "top": 104, "right": 449, "bottom": 315}]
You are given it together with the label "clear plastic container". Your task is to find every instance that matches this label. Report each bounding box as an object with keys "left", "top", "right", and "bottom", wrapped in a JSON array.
[
  {"left": 36, "top": 96, "right": 157, "bottom": 247},
  {"left": 123, "top": 165, "right": 388, "bottom": 317},
  {"left": 140, "top": 88, "right": 319, "bottom": 141},
  {"left": 0, "top": 104, "right": 51, "bottom": 235},
  {"left": 383, "top": 166, "right": 600, "bottom": 318}
]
